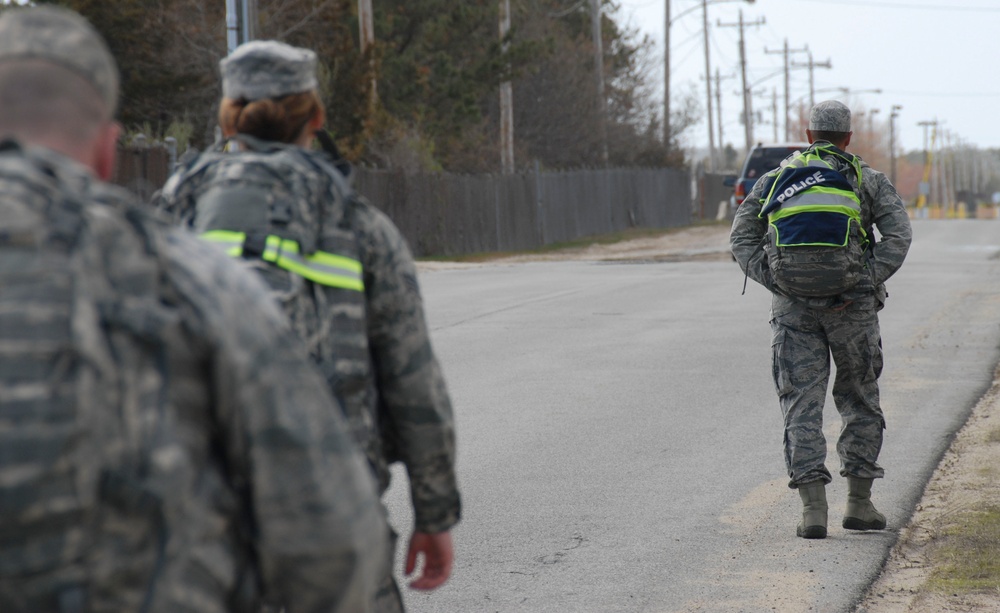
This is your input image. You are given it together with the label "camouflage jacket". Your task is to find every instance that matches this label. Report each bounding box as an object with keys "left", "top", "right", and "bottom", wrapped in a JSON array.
[
  {"left": 155, "top": 140, "right": 461, "bottom": 534},
  {"left": 0, "top": 142, "right": 388, "bottom": 613},
  {"left": 730, "top": 141, "right": 912, "bottom": 311}
]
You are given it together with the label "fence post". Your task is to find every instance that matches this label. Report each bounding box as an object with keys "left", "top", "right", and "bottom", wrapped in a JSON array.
[
  {"left": 494, "top": 174, "right": 502, "bottom": 251},
  {"left": 534, "top": 160, "right": 545, "bottom": 246},
  {"left": 164, "top": 137, "right": 178, "bottom": 173}
]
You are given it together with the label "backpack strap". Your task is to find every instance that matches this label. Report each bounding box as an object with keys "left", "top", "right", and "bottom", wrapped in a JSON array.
[{"left": 189, "top": 141, "right": 367, "bottom": 292}]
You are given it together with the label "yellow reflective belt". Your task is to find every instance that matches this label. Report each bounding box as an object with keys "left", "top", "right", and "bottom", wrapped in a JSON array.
[
  {"left": 200, "top": 229, "right": 245, "bottom": 257},
  {"left": 201, "top": 230, "right": 364, "bottom": 292}
]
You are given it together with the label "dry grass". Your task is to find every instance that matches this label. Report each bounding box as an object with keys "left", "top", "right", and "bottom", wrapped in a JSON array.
[{"left": 926, "top": 506, "right": 1000, "bottom": 594}]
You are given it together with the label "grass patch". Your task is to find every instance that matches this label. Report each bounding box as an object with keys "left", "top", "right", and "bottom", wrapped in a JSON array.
[
  {"left": 927, "top": 506, "right": 1000, "bottom": 594},
  {"left": 986, "top": 427, "right": 1000, "bottom": 444},
  {"left": 417, "top": 220, "right": 729, "bottom": 263}
]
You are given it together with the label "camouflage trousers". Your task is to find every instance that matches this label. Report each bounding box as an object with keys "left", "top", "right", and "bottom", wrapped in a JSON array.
[
  {"left": 374, "top": 527, "right": 405, "bottom": 613},
  {"left": 770, "top": 296, "right": 886, "bottom": 489}
]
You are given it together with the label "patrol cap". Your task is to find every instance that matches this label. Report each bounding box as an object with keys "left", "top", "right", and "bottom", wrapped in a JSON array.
[
  {"left": 0, "top": 5, "right": 119, "bottom": 114},
  {"left": 808, "top": 100, "right": 851, "bottom": 133},
  {"left": 221, "top": 40, "right": 318, "bottom": 101}
]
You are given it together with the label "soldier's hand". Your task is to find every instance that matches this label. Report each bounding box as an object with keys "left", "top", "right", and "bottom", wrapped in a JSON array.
[{"left": 404, "top": 530, "right": 454, "bottom": 591}]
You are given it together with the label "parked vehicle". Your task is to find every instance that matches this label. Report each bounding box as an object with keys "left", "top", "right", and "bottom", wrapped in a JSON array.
[{"left": 726, "top": 142, "right": 810, "bottom": 211}]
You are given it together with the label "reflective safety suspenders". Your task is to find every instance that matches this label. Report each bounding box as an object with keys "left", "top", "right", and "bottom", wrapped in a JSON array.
[{"left": 201, "top": 229, "right": 364, "bottom": 292}]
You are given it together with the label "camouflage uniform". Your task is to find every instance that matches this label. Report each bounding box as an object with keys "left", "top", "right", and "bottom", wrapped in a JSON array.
[
  {"left": 731, "top": 127, "right": 912, "bottom": 489},
  {"left": 155, "top": 41, "right": 461, "bottom": 613},
  {"left": 157, "top": 139, "right": 461, "bottom": 528},
  {"left": 0, "top": 7, "right": 389, "bottom": 613},
  {"left": 0, "top": 140, "right": 389, "bottom": 612}
]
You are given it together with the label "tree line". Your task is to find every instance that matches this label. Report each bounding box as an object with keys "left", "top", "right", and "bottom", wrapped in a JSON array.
[{"left": 11, "top": 0, "right": 703, "bottom": 173}]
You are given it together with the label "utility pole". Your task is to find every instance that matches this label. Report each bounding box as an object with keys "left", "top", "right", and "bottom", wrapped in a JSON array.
[
  {"left": 701, "top": 0, "right": 716, "bottom": 170},
  {"left": 916, "top": 119, "right": 938, "bottom": 212},
  {"left": 667, "top": 0, "right": 755, "bottom": 162},
  {"left": 939, "top": 128, "right": 951, "bottom": 212},
  {"left": 714, "top": 69, "right": 734, "bottom": 155},
  {"left": 771, "top": 88, "right": 778, "bottom": 142},
  {"left": 358, "top": 0, "right": 377, "bottom": 109},
  {"left": 718, "top": 10, "right": 764, "bottom": 154},
  {"left": 868, "top": 107, "right": 881, "bottom": 154},
  {"left": 241, "top": 0, "right": 256, "bottom": 43},
  {"left": 359, "top": 0, "right": 374, "bottom": 51},
  {"left": 889, "top": 104, "right": 902, "bottom": 185},
  {"left": 591, "top": 0, "right": 609, "bottom": 165},
  {"left": 763, "top": 39, "right": 807, "bottom": 141},
  {"left": 792, "top": 50, "right": 831, "bottom": 110},
  {"left": 664, "top": 0, "right": 671, "bottom": 148},
  {"left": 226, "top": 0, "right": 239, "bottom": 53},
  {"left": 225, "top": 0, "right": 256, "bottom": 53},
  {"left": 499, "top": 0, "right": 514, "bottom": 173}
]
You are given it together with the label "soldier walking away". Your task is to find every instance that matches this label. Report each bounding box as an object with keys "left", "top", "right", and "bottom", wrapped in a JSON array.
[
  {"left": 155, "top": 40, "right": 461, "bottom": 611},
  {"left": 730, "top": 100, "right": 912, "bottom": 539},
  {"left": 0, "top": 6, "right": 389, "bottom": 612}
]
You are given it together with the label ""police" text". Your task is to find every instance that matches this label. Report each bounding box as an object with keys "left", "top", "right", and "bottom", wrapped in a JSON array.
[{"left": 776, "top": 170, "right": 825, "bottom": 204}]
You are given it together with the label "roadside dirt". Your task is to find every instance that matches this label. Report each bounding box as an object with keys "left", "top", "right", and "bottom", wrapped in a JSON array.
[
  {"left": 415, "top": 222, "right": 735, "bottom": 271},
  {"left": 419, "top": 221, "right": 1000, "bottom": 612},
  {"left": 856, "top": 371, "right": 1000, "bottom": 613}
]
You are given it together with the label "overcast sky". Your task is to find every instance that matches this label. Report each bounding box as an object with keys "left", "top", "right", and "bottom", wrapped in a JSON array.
[{"left": 615, "top": 0, "right": 1000, "bottom": 154}]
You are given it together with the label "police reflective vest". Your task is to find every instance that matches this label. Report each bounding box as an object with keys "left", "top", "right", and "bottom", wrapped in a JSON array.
[{"left": 201, "top": 229, "right": 364, "bottom": 292}]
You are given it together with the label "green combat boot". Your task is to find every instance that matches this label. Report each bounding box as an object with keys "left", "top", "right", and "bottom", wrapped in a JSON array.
[
  {"left": 796, "top": 482, "right": 828, "bottom": 539},
  {"left": 843, "top": 477, "right": 887, "bottom": 531}
]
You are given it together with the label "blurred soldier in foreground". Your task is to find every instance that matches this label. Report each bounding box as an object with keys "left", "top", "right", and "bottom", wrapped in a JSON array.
[
  {"left": 731, "top": 100, "right": 911, "bottom": 539},
  {"left": 0, "top": 6, "right": 388, "bottom": 611},
  {"left": 155, "top": 40, "right": 461, "bottom": 612}
]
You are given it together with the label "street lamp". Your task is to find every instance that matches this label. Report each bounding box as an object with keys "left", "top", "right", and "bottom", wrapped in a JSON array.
[
  {"left": 663, "top": 0, "right": 754, "bottom": 165},
  {"left": 867, "top": 108, "right": 882, "bottom": 155}
]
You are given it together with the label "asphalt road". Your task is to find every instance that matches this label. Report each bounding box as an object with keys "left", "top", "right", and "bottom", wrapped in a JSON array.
[{"left": 383, "top": 219, "right": 1000, "bottom": 613}]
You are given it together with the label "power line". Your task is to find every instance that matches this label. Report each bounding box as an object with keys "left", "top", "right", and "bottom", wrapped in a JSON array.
[
  {"left": 883, "top": 89, "right": 1000, "bottom": 98},
  {"left": 796, "top": 0, "right": 1000, "bottom": 11}
]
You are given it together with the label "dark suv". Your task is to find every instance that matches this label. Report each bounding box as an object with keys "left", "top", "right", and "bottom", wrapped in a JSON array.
[{"left": 729, "top": 142, "right": 810, "bottom": 210}]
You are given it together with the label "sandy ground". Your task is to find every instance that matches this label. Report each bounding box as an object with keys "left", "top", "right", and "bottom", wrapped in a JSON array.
[
  {"left": 419, "top": 221, "right": 1000, "bottom": 612},
  {"left": 856, "top": 371, "right": 1000, "bottom": 613}
]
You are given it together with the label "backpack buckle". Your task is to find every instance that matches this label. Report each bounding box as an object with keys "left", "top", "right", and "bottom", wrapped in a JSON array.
[{"left": 242, "top": 231, "right": 268, "bottom": 260}]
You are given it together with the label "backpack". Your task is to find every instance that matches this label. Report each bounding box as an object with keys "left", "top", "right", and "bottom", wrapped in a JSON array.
[
  {"left": 172, "top": 136, "right": 385, "bottom": 479},
  {"left": 758, "top": 144, "right": 870, "bottom": 298},
  {"left": 176, "top": 136, "right": 366, "bottom": 356},
  {"left": 0, "top": 145, "right": 181, "bottom": 612}
]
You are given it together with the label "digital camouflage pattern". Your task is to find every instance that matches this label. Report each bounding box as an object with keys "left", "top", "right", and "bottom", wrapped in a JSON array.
[
  {"left": 808, "top": 100, "right": 852, "bottom": 132},
  {"left": 0, "top": 141, "right": 388, "bottom": 613},
  {"left": 731, "top": 139, "right": 912, "bottom": 489},
  {"left": 221, "top": 40, "right": 317, "bottom": 102},
  {"left": 769, "top": 294, "right": 886, "bottom": 487},
  {"left": 0, "top": 6, "right": 119, "bottom": 113},
  {"left": 156, "top": 140, "right": 462, "bottom": 534}
]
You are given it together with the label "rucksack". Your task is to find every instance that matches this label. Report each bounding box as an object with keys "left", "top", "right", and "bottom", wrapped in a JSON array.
[
  {"left": 171, "top": 136, "right": 385, "bottom": 478},
  {"left": 176, "top": 136, "right": 366, "bottom": 357},
  {"left": 758, "top": 144, "right": 870, "bottom": 298},
  {"left": 0, "top": 144, "right": 180, "bottom": 612}
]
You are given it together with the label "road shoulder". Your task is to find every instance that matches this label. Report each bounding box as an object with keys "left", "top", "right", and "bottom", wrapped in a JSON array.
[{"left": 858, "top": 366, "right": 1000, "bottom": 612}]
